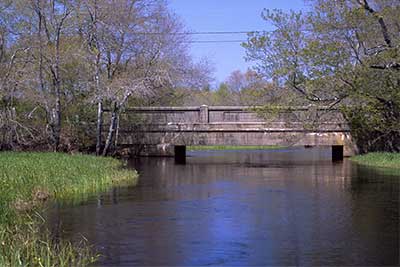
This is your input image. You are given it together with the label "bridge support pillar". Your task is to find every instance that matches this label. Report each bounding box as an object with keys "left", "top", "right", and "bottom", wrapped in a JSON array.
[
  {"left": 174, "top": 146, "right": 186, "bottom": 164},
  {"left": 332, "top": 145, "right": 344, "bottom": 161}
]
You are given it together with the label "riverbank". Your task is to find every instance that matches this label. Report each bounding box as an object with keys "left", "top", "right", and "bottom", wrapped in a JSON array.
[
  {"left": 351, "top": 152, "right": 400, "bottom": 169},
  {"left": 0, "top": 152, "right": 138, "bottom": 266},
  {"left": 188, "top": 145, "right": 285, "bottom": 151}
]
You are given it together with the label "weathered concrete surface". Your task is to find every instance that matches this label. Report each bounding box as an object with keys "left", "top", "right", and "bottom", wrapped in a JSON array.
[{"left": 113, "top": 106, "right": 357, "bottom": 157}]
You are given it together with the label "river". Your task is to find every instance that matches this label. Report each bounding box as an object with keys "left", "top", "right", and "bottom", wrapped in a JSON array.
[{"left": 46, "top": 147, "right": 399, "bottom": 266}]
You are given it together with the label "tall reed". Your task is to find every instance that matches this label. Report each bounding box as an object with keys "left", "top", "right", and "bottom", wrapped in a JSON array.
[
  {"left": 0, "top": 152, "right": 138, "bottom": 266},
  {"left": 351, "top": 152, "right": 400, "bottom": 169}
]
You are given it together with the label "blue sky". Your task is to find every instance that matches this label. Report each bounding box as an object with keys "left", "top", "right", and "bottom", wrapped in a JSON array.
[{"left": 169, "top": 0, "right": 306, "bottom": 85}]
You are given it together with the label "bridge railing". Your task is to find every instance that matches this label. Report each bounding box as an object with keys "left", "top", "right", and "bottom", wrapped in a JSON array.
[{"left": 114, "top": 105, "right": 345, "bottom": 125}]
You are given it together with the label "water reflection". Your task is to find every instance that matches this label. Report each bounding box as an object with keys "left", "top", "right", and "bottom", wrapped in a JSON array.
[{"left": 46, "top": 148, "right": 399, "bottom": 266}]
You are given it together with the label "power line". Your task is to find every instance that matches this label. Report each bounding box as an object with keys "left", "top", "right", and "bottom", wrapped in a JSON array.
[
  {"left": 182, "top": 31, "right": 264, "bottom": 35},
  {"left": 131, "top": 30, "right": 266, "bottom": 44},
  {"left": 186, "top": 40, "right": 247, "bottom": 43},
  {"left": 133, "top": 30, "right": 268, "bottom": 35}
]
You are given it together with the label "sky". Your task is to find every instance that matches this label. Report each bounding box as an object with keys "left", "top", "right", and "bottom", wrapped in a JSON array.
[{"left": 169, "top": 0, "right": 306, "bottom": 85}]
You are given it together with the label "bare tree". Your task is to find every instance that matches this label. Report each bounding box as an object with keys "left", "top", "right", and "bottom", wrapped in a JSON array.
[
  {"left": 0, "top": 0, "right": 214, "bottom": 153},
  {"left": 29, "top": 0, "right": 74, "bottom": 151},
  {"left": 77, "top": 0, "right": 196, "bottom": 156}
]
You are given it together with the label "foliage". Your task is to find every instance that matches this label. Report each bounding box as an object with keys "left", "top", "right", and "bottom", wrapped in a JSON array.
[
  {"left": 0, "top": 0, "right": 213, "bottom": 153},
  {"left": 178, "top": 69, "right": 292, "bottom": 106},
  {"left": 0, "top": 218, "right": 98, "bottom": 267},
  {"left": 243, "top": 0, "right": 400, "bottom": 152},
  {"left": 351, "top": 152, "right": 400, "bottom": 169}
]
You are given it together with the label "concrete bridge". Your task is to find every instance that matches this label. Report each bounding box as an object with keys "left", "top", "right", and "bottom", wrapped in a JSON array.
[{"left": 114, "top": 105, "right": 356, "bottom": 162}]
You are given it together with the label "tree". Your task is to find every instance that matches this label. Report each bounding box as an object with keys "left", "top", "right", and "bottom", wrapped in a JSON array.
[
  {"left": 0, "top": 0, "right": 213, "bottom": 154},
  {"left": 243, "top": 0, "right": 400, "bottom": 152},
  {"left": 34, "top": 0, "right": 74, "bottom": 151},
  {"left": 0, "top": 1, "right": 32, "bottom": 149},
  {"left": 225, "top": 69, "right": 281, "bottom": 105},
  {"left": 76, "top": 0, "right": 204, "bottom": 156}
]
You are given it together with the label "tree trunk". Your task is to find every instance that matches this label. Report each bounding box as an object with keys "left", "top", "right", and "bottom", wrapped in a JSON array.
[
  {"left": 96, "top": 100, "right": 103, "bottom": 155},
  {"left": 94, "top": 49, "right": 102, "bottom": 155},
  {"left": 102, "top": 102, "right": 118, "bottom": 156},
  {"left": 53, "top": 92, "right": 61, "bottom": 151},
  {"left": 114, "top": 113, "right": 120, "bottom": 147}
]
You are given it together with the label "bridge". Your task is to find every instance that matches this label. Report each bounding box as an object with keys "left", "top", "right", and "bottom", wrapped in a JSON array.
[{"left": 113, "top": 105, "right": 357, "bottom": 162}]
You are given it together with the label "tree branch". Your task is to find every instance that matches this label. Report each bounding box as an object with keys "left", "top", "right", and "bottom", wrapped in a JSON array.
[
  {"left": 358, "top": 0, "right": 393, "bottom": 47},
  {"left": 370, "top": 62, "right": 400, "bottom": 70}
]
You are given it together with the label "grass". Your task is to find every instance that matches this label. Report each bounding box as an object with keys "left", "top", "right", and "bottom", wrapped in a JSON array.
[
  {"left": 187, "top": 145, "right": 285, "bottom": 151},
  {"left": 351, "top": 152, "right": 400, "bottom": 169},
  {"left": 0, "top": 152, "right": 138, "bottom": 266}
]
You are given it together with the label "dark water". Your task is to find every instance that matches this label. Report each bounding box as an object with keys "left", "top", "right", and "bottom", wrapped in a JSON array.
[{"left": 46, "top": 148, "right": 400, "bottom": 266}]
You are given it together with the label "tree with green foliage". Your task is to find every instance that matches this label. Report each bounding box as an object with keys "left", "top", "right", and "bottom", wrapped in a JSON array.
[{"left": 243, "top": 0, "right": 400, "bottom": 152}]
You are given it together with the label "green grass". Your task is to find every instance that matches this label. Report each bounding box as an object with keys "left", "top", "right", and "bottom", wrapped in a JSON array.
[
  {"left": 0, "top": 152, "right": 138, "bottom": 266},
  {"left": 188, "top": 145, "right": 285, "bottom": 151},
  {"left": 351, "top": 152, "right": 400, "bottom": 169}
]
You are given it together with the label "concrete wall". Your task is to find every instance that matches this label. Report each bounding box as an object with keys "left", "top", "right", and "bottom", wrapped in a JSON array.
[
  {"left": 115, "top": 106, "right": 357, "bottom": 157},
  {"left": 120, "top": 106, "right": 346, "bottom": 124}
]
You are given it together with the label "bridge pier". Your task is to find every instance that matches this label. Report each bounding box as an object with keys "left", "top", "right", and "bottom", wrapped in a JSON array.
[
  {"left": 174, "top": 146, "right": 186, "bottom": 164},
  {"left": 332, "top": 145, "right": 344, "bottom": 161}
]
